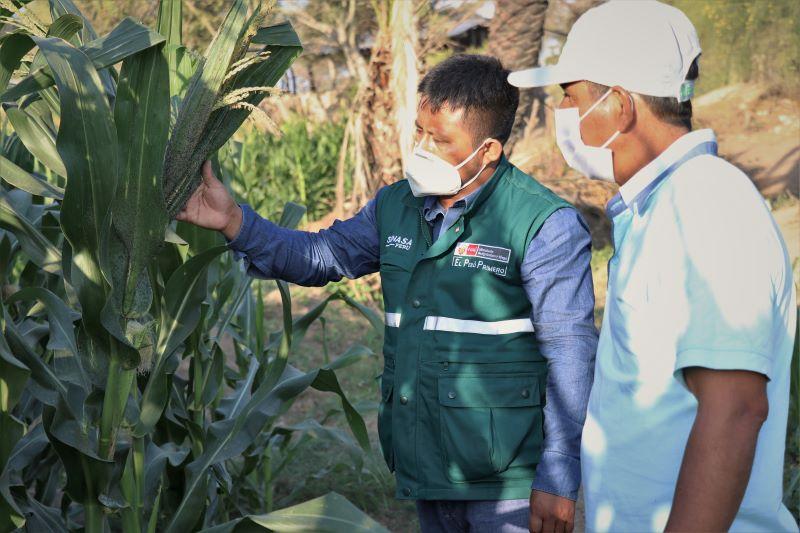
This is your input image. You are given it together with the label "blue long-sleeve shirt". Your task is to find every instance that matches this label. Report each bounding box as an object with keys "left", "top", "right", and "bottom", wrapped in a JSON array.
[{"left": 227, "top": 185, "right": 598, "bottom": 500}]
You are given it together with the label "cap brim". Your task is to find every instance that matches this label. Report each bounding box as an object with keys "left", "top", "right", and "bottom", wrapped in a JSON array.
[{"left": 507, "top": 65, "right": 578, "bottom": 88}]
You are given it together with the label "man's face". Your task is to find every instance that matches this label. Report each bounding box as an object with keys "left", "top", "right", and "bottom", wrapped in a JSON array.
[
  {"left": 415, "top": 101, "right": 487, "bottom": 184},
  {"left": 558, "top": 81, "right": 619, "bottom": 149}
]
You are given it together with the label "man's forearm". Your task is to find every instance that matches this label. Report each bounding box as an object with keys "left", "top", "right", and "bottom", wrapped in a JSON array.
[{"left": 665, "top": 405, "right": 764, "bottom": 531}]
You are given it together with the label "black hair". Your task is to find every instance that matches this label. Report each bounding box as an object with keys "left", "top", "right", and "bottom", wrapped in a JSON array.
[
  {"left": 417, "top": 54, "right": 520, "bottom": 144},
  {"left": 588, "top": 58, "right": 700, "bottom": 130}
]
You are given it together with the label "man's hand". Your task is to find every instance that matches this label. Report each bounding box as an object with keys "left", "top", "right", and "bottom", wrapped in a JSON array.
[
  {"left": 529, "top": 490, "right": 575, "bottom": 533},
  {"left": 175, "top": 160, "right": 242, "bottom": 240}
]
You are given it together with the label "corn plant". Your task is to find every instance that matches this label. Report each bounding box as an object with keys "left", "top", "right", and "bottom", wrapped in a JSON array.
[{"left": 0, "top": 0, "right": 385, "bottom": 531}]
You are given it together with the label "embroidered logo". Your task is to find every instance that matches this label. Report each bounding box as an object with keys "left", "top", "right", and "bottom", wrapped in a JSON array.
[
  {"left": 452, "top": 242, "right": 511, "bottom": 277},
  {"left": 386, "top": 235, "right": 413, "bottom": 251},
  {"left": 453, "top": 243, "right": 511, "bottom": 263}
]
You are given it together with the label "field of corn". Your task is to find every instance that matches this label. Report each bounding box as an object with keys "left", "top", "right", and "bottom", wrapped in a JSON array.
[
  {"left": 0, "top": 0, "right": 393, "bottom": 531},
  {"left": 0, "top": 0, "right": 796, "bottom": 532}
]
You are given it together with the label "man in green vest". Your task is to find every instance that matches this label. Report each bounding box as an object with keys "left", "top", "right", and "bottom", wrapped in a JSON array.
[{"left": 178, "top": 54, "right": 598, "bottom": 533}]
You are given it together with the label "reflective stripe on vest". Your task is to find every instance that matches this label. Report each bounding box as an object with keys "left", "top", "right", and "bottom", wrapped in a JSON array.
[
  {"left": 422, "top": 316, "right": 534, "bottom": 335},
  {"left": 385, "top": 312, "right": 402, "bottom": 328}
]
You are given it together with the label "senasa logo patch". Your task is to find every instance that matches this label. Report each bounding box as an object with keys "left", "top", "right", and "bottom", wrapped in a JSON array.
[
  {"left": 386, "top": 235, "right": 413, "bottom": 251},
  {"left": 453, "top": 242, "right": 511, "bottom": 264}
]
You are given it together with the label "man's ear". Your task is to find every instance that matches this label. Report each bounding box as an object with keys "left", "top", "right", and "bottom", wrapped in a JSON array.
[
  {"left": 482, "top": 138, "right": 504, "bottom": 165},
  {"left": 611, "top": 85, "right": 636, "bottom": 133}
]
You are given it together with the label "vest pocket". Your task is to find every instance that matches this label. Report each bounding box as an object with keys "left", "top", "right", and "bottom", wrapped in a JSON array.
[
  {"left": 377, "top": 361, "right": 395, "bottom": 472},
  {"left": 437, "top": 373, "right": 542, "bottom": 483}
]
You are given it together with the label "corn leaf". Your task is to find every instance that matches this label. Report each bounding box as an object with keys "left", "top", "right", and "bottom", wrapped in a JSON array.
[
  {"left": 166, "top": 366, "right": 369, "bottom": 533},
  {"left": 48, "top": 0, "right": 116, "bottom": 96},
  {"left": 0, "top": 33, "right": 35, "bottom": 95},
  {"left": 162, "top": 0, "right": 250, "bottom": 215},
  {"left": 134, "top": 245, "right": 227, "bottom": 437},
  {"left": 194, "top": 22, "right": 302, "bottom": 182},
  {"left": 0, "top": 193, "right": 61, "bottom": 273},
  {"left": 46, "top": 14, "right": 83, "bottom": 41},
  {"left": 0, "top": 154, "right": 63, "bottom": 199},
  {"left": 199, "top": 492, "right": 389, "bottom": 533},
  {"left": 106, "top": 44, "right": 170, "bottom": 319},
  {"left": 7, "top": 287, "right": 78, "bottom": 357},
  {"left": 0, "top": 425, "right": 48, "bottom": 529},
  {"left": 3, "top": 18, "right": 165, "bottom": 103},
  {"left": 157, "top": 0, "right": 182, "bottom": 46},
  {"left": 4, "top": 107, "right": 67, "bottom": 177}
]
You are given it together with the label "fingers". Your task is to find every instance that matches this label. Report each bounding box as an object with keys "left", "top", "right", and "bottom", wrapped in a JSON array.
[
  {"left": 554, "top": 519, "right": 566, "bottom": 533},
  {"left": 529, "top": 514, "right": 543, "bottom": 533},
  {"left": 542, "top": 517, "right": 556, "bottom": 533},
  {"left": 201, "top": 160, "right": 219, "bottom": 186}
]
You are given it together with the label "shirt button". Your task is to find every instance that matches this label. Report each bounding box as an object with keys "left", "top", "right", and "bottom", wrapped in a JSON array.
[
  {"left": 447, "top": 391, "right": 456, "bottom": 399},
  {"left": 442, "top": 362, "right": 449, "bottom": 371},
  {"left": 521, "top": 389, "right": 530, "bottom": 399},
  {"left": 403, "top": 487, "right": 412, "bottom": 496},
  {"left": 399, "top": 395, "right": 408, "bottom": 405},
  {"left": 454, "top": 227, "right": 460, "bottom": 233},
  {"left": 412, "top": 299, "right": 421, "bottom": 308}
]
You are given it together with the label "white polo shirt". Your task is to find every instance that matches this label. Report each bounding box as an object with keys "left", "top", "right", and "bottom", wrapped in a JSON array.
[{"left": 581, "top": 129, "right": 798, "bottom": 532}]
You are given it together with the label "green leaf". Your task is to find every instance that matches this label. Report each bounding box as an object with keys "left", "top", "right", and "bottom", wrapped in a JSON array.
[
  {"left": 106, "top": 43, "right": 170, "bottom": 319},
  {"left": 49, "top": 0, "right": 115, "bottom": 95},
  {"left": 3, "top": 18, "right": 165, "bottom": 102},
  {"left": 157, "top": 0, "right": 182, "bottom": 46},
  {"left": 277, "top": 201, "right": 306, "bottom": 230},
  {"left": 0, "top": 33, "right": 35, "bottom": 95},
  {"left": 200, "top": 492, "right": 388, "bottom": 533},
  {"left": 166, "top": 366, "right": 368, "bottom": 533},
  {"left": 162, "top": 0, "right": 250, "bottom": 216},
  {"left": 2, "top": 311, "right": 63, "bottom": 407},
  {"left": 23, "top": 498, "right": 67, "bottom": 533},
  {"left": 35, "top": 36, "right": 118, "bottom": 351},
  {"left": 0, "top": 424, "right": 49, "bottom": 528},
  {"left": 0, "top": 192, "right": 61, "bottom": 274},
  {"left": 0, "top": 154, "right": 64, "bottom": 199},
  {"left": 47, "top": 14, "right": 83, "bottom": 40},
  {"left": 7, "top": 287, "right": 79, "bottom": 355},
  {"left": 5, "top": 107, "right": 67, "bottom": 177},
  {"left": 83, "top": 17, "right": 166, "bottom": 71},
  {"left": 0, "top": 333, "right": 28, "bottom": 413},
  {"left": 194, "top": 22, "right": 303, "bottom": 189},
  {"left": 252, "top": 21, "right": 303, "bottom": 48},
  {"left": 134, "top": 245, "right": 226, "bottom": 437}
]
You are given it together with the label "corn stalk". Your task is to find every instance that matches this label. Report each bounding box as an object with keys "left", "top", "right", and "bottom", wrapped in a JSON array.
[{"left": 0, "top": 0, "right": 383, "bottom": 531}]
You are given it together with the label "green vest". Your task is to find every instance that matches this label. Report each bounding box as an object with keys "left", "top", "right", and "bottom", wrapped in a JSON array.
[{"left": 375, "top": 157, "right": 571, "bottom": 500}]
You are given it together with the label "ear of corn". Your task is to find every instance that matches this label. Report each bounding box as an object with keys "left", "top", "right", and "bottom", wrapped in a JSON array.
[
  {"left": 162, "top": 3, "right": 302, "bottom": 218},
  {"left": 162, "top": 0, "right": 250, "bottom": 216}
]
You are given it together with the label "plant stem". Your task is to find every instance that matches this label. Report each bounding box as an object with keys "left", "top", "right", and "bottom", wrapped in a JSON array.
[{"left": 99, "top": 340, "right": 134, "bottom": 460}]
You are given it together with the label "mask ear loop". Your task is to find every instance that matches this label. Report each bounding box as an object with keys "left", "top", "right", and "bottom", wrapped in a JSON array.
[
  {"left": 454, "top": 138, "right": 490, "bottom": 170},
  {"left": 580, "top": 87, "right": 614, "bottom": 121},
  {"left": 596, "top": 92, "right": 635, "bottom": 149}
]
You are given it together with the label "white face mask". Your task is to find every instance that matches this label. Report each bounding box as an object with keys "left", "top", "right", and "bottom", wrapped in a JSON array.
[
  {"left": 404, "top": 140, "right": 488, "bottom": 197},
  {"left": 555, "top": 88, "right": 621, "bottom": 183}
]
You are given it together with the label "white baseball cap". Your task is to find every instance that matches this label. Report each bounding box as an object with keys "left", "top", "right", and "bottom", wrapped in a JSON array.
[{"left": 508, "top": 0, "right": 702, "bottom": 102}]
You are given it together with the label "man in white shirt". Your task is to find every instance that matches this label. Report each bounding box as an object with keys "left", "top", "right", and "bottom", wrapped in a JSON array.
[{"left": 509, "top": 1, "right": 798, "bottom": 531}]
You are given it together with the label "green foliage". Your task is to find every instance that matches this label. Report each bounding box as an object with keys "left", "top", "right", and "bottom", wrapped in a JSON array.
[
  {"left": 0, "top": 1, "right": 384, "bottom": 531},
  {"left": 224, "top": 117, "right": 347, "bottom": 222},
  {"left": 667, "top": 0, "right": 800, "bottom": 95}
]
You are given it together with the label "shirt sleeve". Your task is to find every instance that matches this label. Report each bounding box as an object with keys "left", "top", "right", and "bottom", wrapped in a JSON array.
[
  {"left": 225, "top": 191, "right": 383, "bottom": 286},
  {"left": 522, "top": 207, "right": 599, "bottom": 500},
  {"left": 670, "top": 161, "right": 789, "bottom": 386}
]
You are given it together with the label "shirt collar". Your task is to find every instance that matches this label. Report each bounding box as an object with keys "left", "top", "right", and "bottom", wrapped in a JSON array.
[
  {"left": 422, "top": 183, "right": 485, "bottom": 222},
  {"left": 618, "top": 129, "right": 717, "bottom": 207}
]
